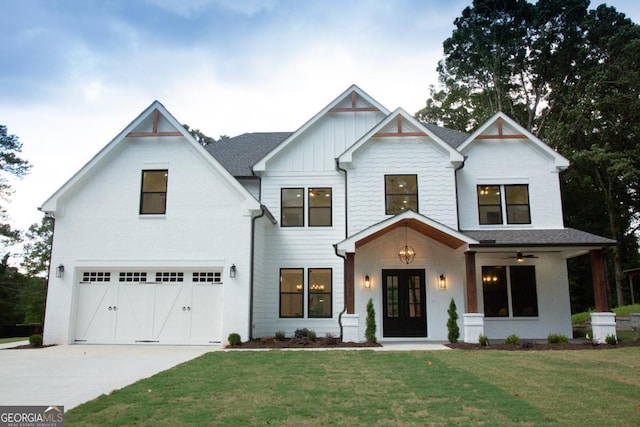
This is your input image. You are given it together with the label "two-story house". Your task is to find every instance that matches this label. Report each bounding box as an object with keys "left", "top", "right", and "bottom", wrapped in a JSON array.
[{"left": 40, "top": 85, "right": 617, "bottom": 346}]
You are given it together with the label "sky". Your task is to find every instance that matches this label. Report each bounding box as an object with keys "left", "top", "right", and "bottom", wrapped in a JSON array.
[{"left": 2, "top": 0, "right": 640, "bottom": 250}]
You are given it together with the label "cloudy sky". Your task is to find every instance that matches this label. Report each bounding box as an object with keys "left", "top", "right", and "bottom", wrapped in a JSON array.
[{"left": 2, "top": 0, "right": 640, "bottom": 241}]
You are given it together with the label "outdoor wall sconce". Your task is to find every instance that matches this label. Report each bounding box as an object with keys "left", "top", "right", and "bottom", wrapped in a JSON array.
[
  {"left": 229, "top": 264, "right": 236, "bottom": 278},
  {"left": 438, "top": 274, "right": 446, "bottom": 289},
  {"left": 56, "top": 264, "right": 65, "bottom": 278},
  {"left": 364, "top": 275, "right": 371, "bottom": 289}
]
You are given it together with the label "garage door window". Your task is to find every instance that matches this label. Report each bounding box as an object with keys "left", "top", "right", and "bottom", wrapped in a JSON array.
[
  {"left": 193, "top": 272, "right": 221, "bottom": 283},
  {"left": 156, "top": 272, "right": 184, "bottom": 282},
  {"left": 119, "top": 272, "right": 147, "bottom": 282},
  {"left": 82, "top": 272, "right": 111, "bottom": 282}
]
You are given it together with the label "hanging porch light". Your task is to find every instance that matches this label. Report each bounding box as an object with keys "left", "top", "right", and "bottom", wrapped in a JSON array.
[{"left": 398, "top": 223, "right": 416, "bottom": 264}]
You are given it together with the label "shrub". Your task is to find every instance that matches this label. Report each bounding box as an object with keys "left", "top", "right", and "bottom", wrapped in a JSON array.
[
  {"left": 605, "top": 334, "right": 618, "bottom": 345},
  {"left": 307, "top": 330, "right": 317, "bottom": 341},
  {"left": 29, "top": 334, "right": 43, "bottom": 347},
  {"left": 275, "top": 330, "right": 286, "bottom": 341},
  {"left": 547, "top": 333, "right": 569, "bottom": 344},
  {"left": 325, "top": 333, "right": 339, "bottom": 345},
  {"left": 365, "top": 298, "right": 377, "bottom": 343},
  {"left": 447, "top": 298, "right": 460, "bottom": 344},
  {"left": 478, "top": 335, "right": 490, "bottom": 347},
  {"left": 505, "top": 334, "right": 520, "bottom": 345},
  {"left": 227, "top": 333, "right": 242, "bottom": 346},
  {"left": 294, "top": 328, "right": 309, "bottom": 338}
]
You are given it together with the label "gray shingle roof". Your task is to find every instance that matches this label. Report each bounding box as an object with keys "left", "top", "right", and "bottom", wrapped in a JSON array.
[
  {"left": 205, "top": 132, "right": 292, "bottom": 177},
  {"left": 463, "top": 228, "right": 616, "bottom": 247},
  {"left": 422, "top": 123, "right": 470, "bottom": 148}
]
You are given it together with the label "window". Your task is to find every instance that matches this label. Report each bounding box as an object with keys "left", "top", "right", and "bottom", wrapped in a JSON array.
[
  {"left": 505, "top": 185, "right": 531, "bottom": 224},
  {"left": 308, "top": 188, "right": 332, "bottom": 226},
  {"left": 308, "top": 268, "right": 332, "bottom": 318},
  {"left": 119, "top": 272, "right": 147, "bottom": 282},
  {"left": 156, "top": 272, "right": 184, "bottom": 282},
  {"left": 482, "top": 265, "right": 538, "bottom": 317},
  {"left": 385, "top": 175, "right": 418, "bottom": 215},
  {"left": 280, "top": 268, "right": 303, "bottom": 317},
  {"left": 140, "top": 170, "right": 168, "bottom": 214},
  {"left": 477, "top": 184, "right": 530, "bottom": 225},
  {"left": 81, "top": 272, "right": 111, "bottom": 283},
  {"left": 192, "top": 272, "right": 222, "bottom": 283},
  {"left": 281, "top": 188, "right": 304, "bottom": 227}
]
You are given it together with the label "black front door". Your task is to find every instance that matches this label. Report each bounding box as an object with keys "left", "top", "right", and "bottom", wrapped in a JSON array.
[{"left": 382, "top": 269, "right": 427, "bottom": 337}]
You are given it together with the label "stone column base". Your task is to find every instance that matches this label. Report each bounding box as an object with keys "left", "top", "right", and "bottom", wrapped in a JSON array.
[
  {"left": 590, "top": 312, "right": 616, "bottom": 344},
  {"left": 463, "top": 313, "right": 485, "bottom": 343},
  {"left": 341, "top": 313, "right": 360, "bottom": 343}
]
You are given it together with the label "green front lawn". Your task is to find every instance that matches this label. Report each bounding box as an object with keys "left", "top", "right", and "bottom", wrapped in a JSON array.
[
  {"left": 0, "top": 337, "right": 28, "bottom": 344},
  {"left": 67, "top": 348, "right": 640, "bottom": 426},
  {"left": 572, "top": 304, "right": 640, "bottom": 324}
]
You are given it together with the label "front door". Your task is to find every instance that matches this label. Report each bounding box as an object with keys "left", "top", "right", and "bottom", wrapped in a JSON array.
[{"left": 382, "top": 269, "right": 427, "bottom": 337}]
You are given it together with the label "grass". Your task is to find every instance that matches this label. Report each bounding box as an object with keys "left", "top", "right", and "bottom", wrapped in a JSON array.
[
  {"left": 572, "top": 304, "right": 640, "bottom": 324},
  {"left": 66, "top": 348, "right": 640, "bottom": 426},
  {"left": 0, "top": 337, "right": 28, "bottom": 344}
]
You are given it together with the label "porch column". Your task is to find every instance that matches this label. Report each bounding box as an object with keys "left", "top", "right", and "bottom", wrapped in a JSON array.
[
  {"left": 342, "top": 252, "right": 360, "bottom": 342},
  {"left": 590, "top": 249, "right": 609, "bottom": 312},
  {"left": 463, "top": 250, "right": 484, "bottom": 343},
  {"left": 464, "top": 251, "right": 478, "bottom": 313},
  {"left": 590, "top": 249, "right": 616, "bottom": 344},
  {"left": 346, "top": 252, "right": 355, "bottom": 314}
]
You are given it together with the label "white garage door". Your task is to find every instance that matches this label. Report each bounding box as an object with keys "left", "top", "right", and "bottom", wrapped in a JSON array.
[{"left": 74, "top": 270, "right": 223, "bottom": 344}]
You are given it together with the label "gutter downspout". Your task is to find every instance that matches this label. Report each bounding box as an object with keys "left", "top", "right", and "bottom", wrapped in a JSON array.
[
  {"left": 249, "top": 204, "right": 276, "bottom": 341},
  {"left": 453, "top": 157, "right": 466, "bottom": 231},
  {"left": 335, "top": 159, "right": 348, "bottom": 341}
]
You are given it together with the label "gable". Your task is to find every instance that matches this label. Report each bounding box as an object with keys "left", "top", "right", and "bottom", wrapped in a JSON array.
[
  {"left": 338, "top": 109, "right": 465, "bottom": 166},
  {"left": 252, "top": 84, "right": 390, "bottom": 173},
  {"left": 40, "top": 101, "right": 260, "bottom": 214},
  {"left": 458, "top": 112, "right": 569, "bottom": 170}
]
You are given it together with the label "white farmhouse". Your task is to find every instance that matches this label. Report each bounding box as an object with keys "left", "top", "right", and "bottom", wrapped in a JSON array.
[{"left": 41, "top": 85, "right": 616, "bottom": 346}]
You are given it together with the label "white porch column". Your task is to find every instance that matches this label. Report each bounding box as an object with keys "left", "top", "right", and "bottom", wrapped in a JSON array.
[
  {"left": 341, "top": 313, "right": 360, "bottom": 342},
  {"left": 590, "top": 312, "right": 616, "bottom": 344},
  {"left": 463, "top": 313, "right": 485, "bottom": 343}
]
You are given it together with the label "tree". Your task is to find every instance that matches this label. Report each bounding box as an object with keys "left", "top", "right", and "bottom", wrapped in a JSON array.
[
  {"left": 21, "top": 216, "right": 54, "bottom": 277},
  {"left": 0, "top": 125, "right": 31, "bottom": 247},
  {"left": 447, "top": 298, "right": 460, "bottom": 344},
  {"left": 182, "top": 124, "right": 217, "bottom": 146},
  {"left": 365, "top": 298, "right": 377, "bottom": 343},
  {"left": 418, "top": 1, "right": 640, "bottom": 308}
]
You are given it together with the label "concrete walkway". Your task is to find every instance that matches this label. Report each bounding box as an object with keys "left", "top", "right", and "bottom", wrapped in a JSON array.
[{"left": 0, "top": 340, "right": 448, "bottom": 410}]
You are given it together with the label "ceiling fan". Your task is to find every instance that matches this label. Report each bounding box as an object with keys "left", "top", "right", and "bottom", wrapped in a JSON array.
[{"left": 502, "top": 251, "right": 538, "bottom": 262}]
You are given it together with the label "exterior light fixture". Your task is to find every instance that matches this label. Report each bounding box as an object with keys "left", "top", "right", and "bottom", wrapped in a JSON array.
[
  {"left": 56, "top": 264, "right": 65, "bottom": 278},
  {"left": 516, "top": 251, "right": 524, "bottom": 263},
  {"left": 229, "top": 264, "right": 237, "bottom": 278},
  {"left": 398, "top": 223, "right": 416, "bottom": 264},
  {"left": 439, "top": 274, "right": 446, "bottom": 289},
  {"left": 364, "top": 275, "right": 371, "bottom": 289}
]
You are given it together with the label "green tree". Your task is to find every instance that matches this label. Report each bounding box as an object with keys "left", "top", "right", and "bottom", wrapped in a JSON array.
[
  {"left": 365, "top": 298, "right": 376, "bottom": 343},
  {"left": 21, "top": 216, "right": 53, "bottom": 277},
  {"left": 447, "top": 298, "right": 460, "bottom": 344},
  {"left": 418, "top": 1, "right": 640, "bottom": 308},
  {"left": 0, "top": 125, "right": 31, "bottom": 246},
  {"left": 183, "top": 124, "right": 217, "bottom": 146}
]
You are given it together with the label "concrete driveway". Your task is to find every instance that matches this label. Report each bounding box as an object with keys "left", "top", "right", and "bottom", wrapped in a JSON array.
[{"left": 0, "top": 342, "right": 215, "bottom": 409}]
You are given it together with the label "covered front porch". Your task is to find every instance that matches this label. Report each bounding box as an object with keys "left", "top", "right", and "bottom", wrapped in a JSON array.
[{"left": 335, "top": 211, "right": 617, "bottom": 343}]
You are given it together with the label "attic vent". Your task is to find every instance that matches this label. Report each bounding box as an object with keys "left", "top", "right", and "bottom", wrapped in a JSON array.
[
  {"left": 81, "top": 272, "right": 111, "bottom": 282},
  {"left": 479, "top": 239, "right": 497, "bottom": 244}
]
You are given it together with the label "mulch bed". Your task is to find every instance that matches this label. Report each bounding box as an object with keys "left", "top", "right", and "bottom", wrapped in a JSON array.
[
  {"left": 447, "top": 340, "right": 640, "bottom": 351},
  {"left": 228, "top": 336, "right": 381, "bottom": 349}
]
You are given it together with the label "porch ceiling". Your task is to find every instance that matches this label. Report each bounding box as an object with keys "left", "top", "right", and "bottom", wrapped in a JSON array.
[{"left": 355, "top": 219, "right": 467, "bottom": 250}]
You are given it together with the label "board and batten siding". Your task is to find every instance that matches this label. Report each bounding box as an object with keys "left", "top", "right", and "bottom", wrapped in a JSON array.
[
  {"left": 266, "top": 110, "right": 385, "bottom": 172},
  {"left": 347, "top": 137, "right": 459, "bottom": 235},
  {"left": 457, "top": 138, "right": 565, "bottom": 230}
]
